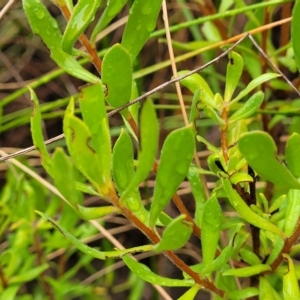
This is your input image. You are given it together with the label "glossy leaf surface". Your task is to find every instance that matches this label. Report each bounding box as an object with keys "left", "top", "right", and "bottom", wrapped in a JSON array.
[
  {"left": 238, "top": 131, "right": 300, "bottom": 190},
  {"left": 178, "top": 71, "right": 214, "bottom": 99},
  {"left": 121, "top": 0, "right": 162, "bottom": 60},
  {"left": 23, "top": 0, "right": 99, "bottom": 83},
  {"left": 222, "top": 177, "right": 285, "bottom": 238},
  {"left": 64, "top": 99, "right": 113, "bottom": 196},
  {"left": 122, "top": 255, "right": 194, "bottom": 287},
  {"left": 149, "top": 124, "right": 195, "bottom": 227},
  {"left": 61, "top": 0, "right": 102, "bottom": 54},
  {"left": 77, "top": 205, "right": 120, "bottom": 220},
  {"left": 102, "top": 44, "right": 132, "bottom": 110},
  {"left": 285, "top": 132, "right": 300, "bottom": 178},
  {"left": 231, "top": 73, "right": 280, "bottom": 104},
  {"left": 122, "top": 100, "right": 159, "bottom": 200},
  {"left": 284, "top": 189, "right": 300, "bottom": 237},
  {"left": 79, "top": 83, "right": 113, "bottom": 192},
  {"left": 52, "top": 148, "right": 79, "bottom": 208},
  {"left": 224, "top": 51, "right": 244, "bottom": 102},
  {"left": 229, "top": 91, "right": 264, "bottom": 123},
  {"left": 226, "top": 287, "right": 259, "bottom": 300},
  {"left": 282, "top": 254, "right": 300, "bottom": 300},
  {"left": 154, "top": 215, "right": 193, "bottom": 252},
  {"left": 178, "top": 286, "right": 200, "bottom": 300},
  {"left": 201, "top": 195, "right": 222, "bottom": 265}
]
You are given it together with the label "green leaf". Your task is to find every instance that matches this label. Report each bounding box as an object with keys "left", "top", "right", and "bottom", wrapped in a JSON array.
[
  {"left": 200, "top": 224, "right": 243, "bottom": 276},
  {"left": 76, "top": 205, "right": 120, "bottom": 220},
  {"left": 29, "top": 87, "right": 52, "bottom": 175},
  {"left": 52, "top": 148, "right": 79, "bottom": 208},
  {"left": 113, "top": 129, "right": 135, "bottom": 194},
  {"left": 229, "top": 172, "right": 253, "bottom": 185},
  {"left": 239, "top": 248, "right": 261, "bottom": 266},
  {"left": 149, "top": 124, "right": 195, "bottom": 227},
  {"left": 284, "top": 189, "right": 300, "bottom": 237},
  {"left": 222, "top": 177, "right": 286, "bottom": 239},
  {"left": 223, "top": 264, "right": 271, "bottom": 277},
  {"left": 91, "top": 0, "right": 127, "bottom": 44},
  {"left": 122, "top": 255, "right": 194, "bottom": 287},
  {"left": 259, "top": 277, "right": 280, "bottom": 300},
  {"left": 224, "top": 51, "right": 244, "bottom": 102},
  {"left": 113, "top": 130, "right": 148, "bottom": 221},
  {"left": 36, "top": 211, "right": 106, "bottom": 259},
  {"left": 238, "top": 131, "right": 300, "bottom": 190},
  {"left": 23, "top": 0, "right": 99, "bottom": 83},
  {"left": 178, "top": 286, "right": 200, "bottom": 300},
  {"left": 154, "top": 215, "right": 193, "bottom": 252},
  {"left": 292, "top": 0, "right": 300, "bottom": 72},
  {"left": 121, "top": 100, "right": 159, "bottom": 200},
  {"left": 283, "top": 254, "right": 300, "bottom": 300},
  {"left": 286, "top": 132, "right": 300, "bottom": 178},
  {"left": 229, "top": 91, "right": 264, "bottom": 123},
  {"left": 61, "top": 0, "right": 102, "bottom": 55},
  {"left": 226, "top": 287, "right": 259, "bottom": 300},
  {"left": 178, "top": 71, "right": 214, "bottom": 99},
  {"left": 63, "top": 99, "right": 113, "bottom": 197},
  {"left": 9, "top": 264, "right": 48, "bottom": 284},
  {"left": 121, "top": 0, "right": 162, "bottom": 60},
  {"left": 230, "top": 73, "right": 280, "bottom": 105},
  {"left": 102, "top": 44, "right": 132, "bottom": 113},
  {"left": 0, "top": 285, "right": 19, "bottom": 300},
  {"left": 187, "top": 165, "right": 206, "bottom": 227},
  {"left": 79, "top": 83, "right": 112, "bottom": 192},
  {"left": 201, "top": 195, "right": 222, "bottom": 265}
]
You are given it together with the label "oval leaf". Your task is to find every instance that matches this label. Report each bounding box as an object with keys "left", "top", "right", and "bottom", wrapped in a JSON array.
[
  {"left": 285, "top": 132, "right": 300, "bottom": 178},
  {"left": 238, "top": 131, "right": 300, "bottom": 190},
  {"left": 154, "top": 215, "right": 193, "bottom": 252},
  {"left": 224, "top": 51, "right": 244, "bottom": 102},
  {"left": 79, "top": 83, "right": 112, "bottom": 190},
  {"left": 283, "top": 254, "right": 300, "bottom": 300},
  {"left": 201, "top": 195, "right": 222, "bottom": 265},
  {"left": 149, "top": 124, "right": 195, "bottom": 227},
  {"left": 121, "top": 100, "right": 159, "bottom": 201},
  {"left": 284, "top": 189, "right": 300, "bottom": 237},
  {"left": 122, "top": 255, "right": 194, "bottom": 287},
  {"left": 102, "top": 44, "right": 132, "bottom": 110},
  {"left": 121, "top": 0, "right": 162, "bottom": 60}
]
